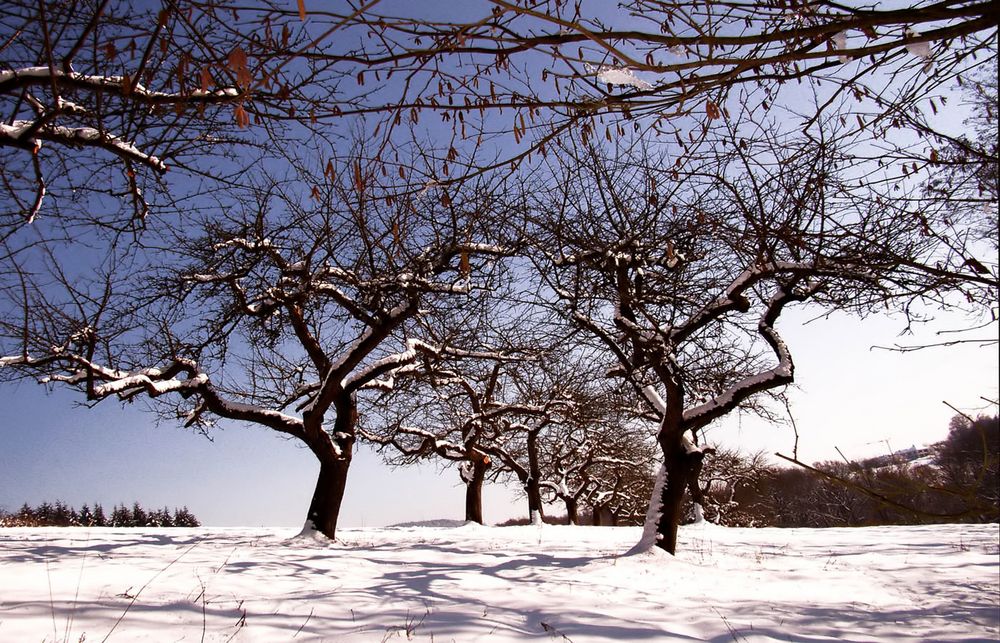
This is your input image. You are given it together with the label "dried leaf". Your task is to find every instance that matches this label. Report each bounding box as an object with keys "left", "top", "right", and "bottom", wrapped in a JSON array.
[
  {"left": 459, "top": 251, "right": 470, "bottom": 275},
  {"left": 234, "top": 104, "right": 249, "bottom": 128},
  {"left": 705, "top": 101, "right": 721, "bottom": 120},
  {"left": 200, "top": 66, "right": 212, "bottom": 93},
  {"left": 297, "top": 0, "right": 307, "bottom": 21},
  {"left": 353, "top": 161, "right": 364, "bottom": 192},
  {"left": 228, "top": 47, "right": 251, "bottom": 87}
]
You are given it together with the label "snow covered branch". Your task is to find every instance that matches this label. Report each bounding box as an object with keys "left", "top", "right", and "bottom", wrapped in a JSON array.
[{"left": 681, "top": 282, "right": 815, "bottom": 432}]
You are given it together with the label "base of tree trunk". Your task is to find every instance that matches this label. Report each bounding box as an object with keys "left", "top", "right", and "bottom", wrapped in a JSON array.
[
  {"left": 465, "top": 458, "right": 489, "bottom": 524},
  {"left": 305, "top": 459, "right": 351, "bottom": 539},
  {"left": 654, "top": 447, "right": 695, "bottom": 555}
]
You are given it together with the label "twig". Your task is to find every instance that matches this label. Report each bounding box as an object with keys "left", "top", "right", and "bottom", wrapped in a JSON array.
[{"left": 293, "top": 607, "right": 314, "bottom": 638}]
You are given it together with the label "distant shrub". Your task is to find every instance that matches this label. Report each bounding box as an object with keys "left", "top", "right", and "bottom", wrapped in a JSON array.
[{"left": 495, "top": 513, "right": 569, "bottom": 527}]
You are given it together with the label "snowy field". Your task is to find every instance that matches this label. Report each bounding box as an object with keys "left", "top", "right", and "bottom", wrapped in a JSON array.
[{"left": 1, "top": 522, "right": 997, "bottom": 642}]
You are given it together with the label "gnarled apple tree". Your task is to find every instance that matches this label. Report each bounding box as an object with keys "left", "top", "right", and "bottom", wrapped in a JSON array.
[{"left": 0, "top": 165, "right": 512, "bottom": 539}]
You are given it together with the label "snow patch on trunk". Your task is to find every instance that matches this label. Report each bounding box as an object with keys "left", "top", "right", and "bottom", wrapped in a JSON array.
[
  {"left": 530, "top": 510, "right": 543, "bottom": 526},
  {"left": 627, "top": 462, "right": 667, "bottom": 556}
]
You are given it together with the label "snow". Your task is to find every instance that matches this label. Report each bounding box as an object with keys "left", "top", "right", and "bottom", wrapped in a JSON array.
[
  {"left": 2, "top": 523, "right": 994, "bottom": 641},
  {"left": 628, "top": 462, "right": 666, "bottom": 555},
  {"left": 641, "top": 384, "right": 666, "bottom": 414},
  {"left": 832, "top": 31, "right": 851, "bottom": 63},
  {"left": 0, "top": 122, "right": 167, "bottom": 172},
  {"left": 92, "top": 372, "right": 208, "bottom": 397},
  {"left": 904, "top": 29, "right": 933, "bottom": 60},
  {"left": 586, "top": 64, "right": 653, "bottom": 90}
]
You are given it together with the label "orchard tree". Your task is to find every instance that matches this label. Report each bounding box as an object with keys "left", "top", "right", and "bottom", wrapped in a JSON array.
[
  {"left": 0, "top": 164, "right": 513, "bottom": 540},
  {"left": 687, "top": 447, "right": 771, "bottom": 526},
  {"left": 364, "top": 351, "right": 582, "bottom": 525},
  {"left": 535, "top": 378, "right": 657, "bottom": 525},
  {"left": 528, "top": 117, "right": 996, "bottom": 553},
  {"left": 362, "top": 360, "right": 513, "bottom": 525},
  {"left": 1, "top": 0, "right": 996, "bottom": 553}
]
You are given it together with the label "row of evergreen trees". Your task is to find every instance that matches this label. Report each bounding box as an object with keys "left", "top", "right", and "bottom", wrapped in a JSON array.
[{"left": 0, "top": 501, "right": 199, "bottom": 527}]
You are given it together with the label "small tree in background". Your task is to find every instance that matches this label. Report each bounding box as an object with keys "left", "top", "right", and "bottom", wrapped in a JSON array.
[{"left": 935, "top": 414, "right": 1000, "bottom": 518}]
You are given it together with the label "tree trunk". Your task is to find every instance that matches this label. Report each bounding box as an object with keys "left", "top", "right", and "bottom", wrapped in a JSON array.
[
  {"left": 525, "top": 477, "right": 545, "bottom": 524},
  {"left": 305, "top": 457, "right": 351, "bottom": 539},
  {"left": 591, "top": 503, "right": 603, "bottom": 526},
  {"left": 464, "top": 455, "right": 490, "bottom": 524},
  {"left": 653, "top": 436, "right": 708, "bottom": 554},
  {"left": 564, "top": 497, "right": 578, "bottom": 525},
  {"left": 526, "top": 430, "right": 545, "bottom": 524}
]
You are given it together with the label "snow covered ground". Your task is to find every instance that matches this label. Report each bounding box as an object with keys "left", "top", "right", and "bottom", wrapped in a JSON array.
[{"left": 1, "top": 522, "right": 997, "bottom": 642}]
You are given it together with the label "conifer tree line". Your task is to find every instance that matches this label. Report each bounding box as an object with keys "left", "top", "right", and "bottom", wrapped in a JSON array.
[{"left": 0, "top": 501, "right": 200, "bottom": 528}]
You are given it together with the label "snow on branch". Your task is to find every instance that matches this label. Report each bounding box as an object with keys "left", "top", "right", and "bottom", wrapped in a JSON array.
[
  {"left": 642, "top": 385, "right": 667, "bottom": 415},
  {"left": 0, "top": 66, "right": 243, "bottom": 104},
  {"left": 681, "top": 282, "right": 814, "bottom": 431},
  {"left": 1, "top": 350, "right": 307, "bottom": 440},
  {"left": 0, "top": 120, "right": 167, "bottom": 173},
  {"left": 585, "top": 64, "right": 653, "bottom": 91}
]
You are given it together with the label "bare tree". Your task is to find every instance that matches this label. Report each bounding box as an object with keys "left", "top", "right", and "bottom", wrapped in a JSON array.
[
  {"left": 1, "top": 0, "right": 995, "bottom": 552},
  {"left": 449, "top": 357, "right": 580, "bottom": 525},
  {"left": 527, "top": 116, "right": 995, "bottom": 553},
  {"left": 535, "top": 377, "right": 657, "bottom": 525},
  {"left": 362, "top": 358, "right": 515, "bottom": 525},
  {"left": 0, "top": 162, "right": 513, "bottom": 540},
  {"left": 226, "top": 1, "right": 998, "bottom": 190},
  {"left": 688, "top": 447, "right": 770, "bottom": 526},
  {"left": 5, "top": 2, "right": 995, "bottom": 230}
]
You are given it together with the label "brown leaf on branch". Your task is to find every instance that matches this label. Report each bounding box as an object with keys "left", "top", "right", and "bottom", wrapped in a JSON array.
[
  {"left": 228, "top": 47, "right": 251, "bottom": 88},
  {"left": 234, "top": 104, "right": 250, "bottom": 128},
  {"left": 353, "top": 161, "right": 364, "bottom": 193}
]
